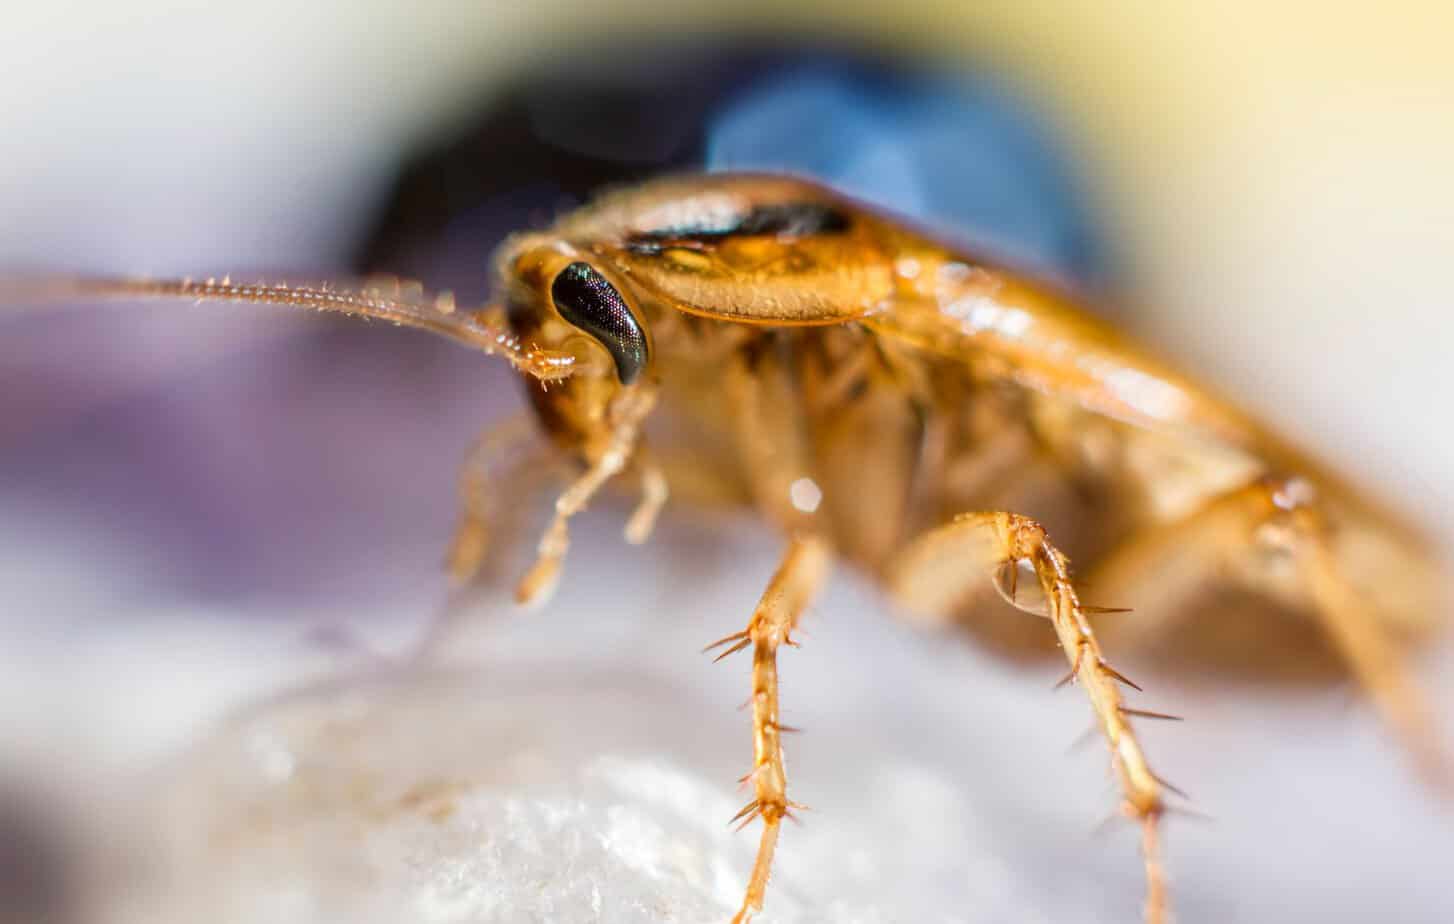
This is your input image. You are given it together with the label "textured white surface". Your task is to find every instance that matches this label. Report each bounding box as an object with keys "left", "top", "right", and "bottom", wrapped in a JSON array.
[
  {"left": 31, "top": 511, "right": 1445, "bottom": 924},
  {"left": 111, "top": 668, "right": 1035, "bottom": 924}
]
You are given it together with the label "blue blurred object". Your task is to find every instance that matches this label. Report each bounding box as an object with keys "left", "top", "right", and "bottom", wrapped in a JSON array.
[
  {"left": 708, "top": 62, "right": 1101, "bottom": 282},
  {"left": 361, "top": 42, "right": 1106, "bottom": 294}
]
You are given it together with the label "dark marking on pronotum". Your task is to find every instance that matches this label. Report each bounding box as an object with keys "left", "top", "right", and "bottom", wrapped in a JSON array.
[
  {"left": 550, "top": 262, "right": 649, "bottom": 384},
  {"left": 626, "top": 202, "right": 851, "bottom": 254}
]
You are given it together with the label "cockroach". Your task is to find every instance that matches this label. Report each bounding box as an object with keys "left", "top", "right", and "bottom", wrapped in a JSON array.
[{"left": 5, "top": 172, "right": 1446, "bottom": 924}]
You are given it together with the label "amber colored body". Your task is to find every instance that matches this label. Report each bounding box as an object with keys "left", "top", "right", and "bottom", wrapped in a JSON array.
[
  {"left": 492, "top": 175, "right": 1446, "bottom": 923},
  {"left": 13, "top": 173, "right": 1444, "bottom": 924},
  {"left": 513, "top": 175, "right": 1440, "bottom": 673}
]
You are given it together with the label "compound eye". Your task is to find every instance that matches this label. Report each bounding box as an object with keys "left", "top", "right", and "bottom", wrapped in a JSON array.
[{"left": 550, "top": 261, "right": 648, "bottom": 384}]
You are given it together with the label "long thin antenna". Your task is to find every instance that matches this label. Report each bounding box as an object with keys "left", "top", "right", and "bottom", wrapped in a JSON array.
[{"left": 1, "top": 274, "right": 574, "bottom": 381}]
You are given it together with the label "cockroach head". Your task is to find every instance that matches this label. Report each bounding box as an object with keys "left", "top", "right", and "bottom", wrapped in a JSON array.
[
  {"left": 496, "top": 234, "right": 651, "bottom": 387},
  {"left": 491, "top": 173, "right": 891, "bottom": 392}
]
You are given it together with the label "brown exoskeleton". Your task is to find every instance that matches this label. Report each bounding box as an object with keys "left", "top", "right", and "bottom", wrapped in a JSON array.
[{"left": 7, "top": 173, "right": 1447, "bottom": 923}]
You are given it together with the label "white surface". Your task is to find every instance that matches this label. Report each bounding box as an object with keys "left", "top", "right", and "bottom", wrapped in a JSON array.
[{"left": 6, "top": 511, "right": 1453, "bottom": 924}]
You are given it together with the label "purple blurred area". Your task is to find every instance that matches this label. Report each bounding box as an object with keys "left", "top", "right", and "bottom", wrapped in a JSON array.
[{"left": 1, "top": 308, "right": 500, "bottom": 603}]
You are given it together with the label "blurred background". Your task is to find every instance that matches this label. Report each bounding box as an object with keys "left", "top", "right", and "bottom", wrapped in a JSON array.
[{"left": 1, "top": 2, "right": 1452, "bottom": 923}]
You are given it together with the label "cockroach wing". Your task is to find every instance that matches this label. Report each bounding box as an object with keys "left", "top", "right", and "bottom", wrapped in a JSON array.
[{"left": 599, "top": 235, "right": 895, "bottom": 325}]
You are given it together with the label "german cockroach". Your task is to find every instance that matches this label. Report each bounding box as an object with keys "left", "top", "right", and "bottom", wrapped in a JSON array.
[{"left": 5, "top": 172, "right": 1446, "bottom": 924}]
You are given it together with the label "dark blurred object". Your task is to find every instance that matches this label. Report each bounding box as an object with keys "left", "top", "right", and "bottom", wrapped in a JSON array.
[
  {"left": 355, "top": 39, "right": 1105, "bottom": 303},
  {"left": 0, "top": 786, "right": 75, "bottom": 924}
]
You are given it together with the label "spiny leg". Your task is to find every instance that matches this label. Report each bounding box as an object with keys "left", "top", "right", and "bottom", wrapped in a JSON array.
[
  {"left": 889, "top": 512, "right": 1170, "bottom": 924},
  {"left": 1091, "top": 477, "right": 1449, "bottom": 785},
  {"left": 705, "top": 536, "right": 833, "bottom": 924}
]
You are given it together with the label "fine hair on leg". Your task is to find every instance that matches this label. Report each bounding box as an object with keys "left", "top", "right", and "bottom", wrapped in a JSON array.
[{"left": 704, "top": 535, "right": 832, "bottom": 924}]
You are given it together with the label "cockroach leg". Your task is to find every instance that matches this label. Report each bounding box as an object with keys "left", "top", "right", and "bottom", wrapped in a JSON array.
[
  {"left": 710, "top": 536, "right": 832, "bottom": 924},
  {"left": 446, "top": 414, "right": 549, "bottom": 584},
  {"left": 890, "top": 512, "right": 1170, "bottom": 924},
  {"left": 514, "top": 389, "right": 657, "bottom": 606},
  {"left": 514, "top": 442, "right": 627, "bottom": 606},
  {"left": 1140, "top": 812, "right": 1166, "bottom": 924},
  {"left": 1288, "top": 501, "right": 1450, "bottom": 787},
  {"left": 623, "top": 449, "right": 669, "bottom": 546},
  {"left": 1088, "top": 478, "right": 1450, "bottom": 787}
]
